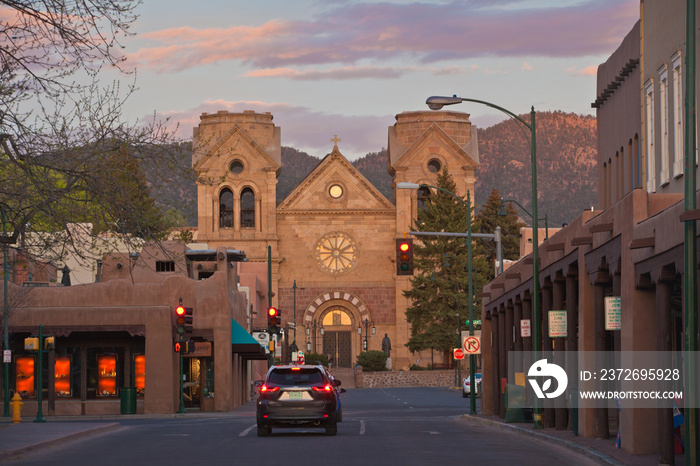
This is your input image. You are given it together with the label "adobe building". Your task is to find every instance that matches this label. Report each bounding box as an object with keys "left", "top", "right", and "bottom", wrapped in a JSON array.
[
  {"left": 2, "top": 241, "right": 267, "bottom": 416},
  {"left": 480, "top": 3, "right": 699, "bottom": 462},
  {"left": 191, "top": 109, "right": 479, "bottom": 370}
]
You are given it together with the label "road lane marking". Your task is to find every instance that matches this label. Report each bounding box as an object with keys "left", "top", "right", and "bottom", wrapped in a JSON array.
[
  {"left": 240, "top": 424, "right": 256, "bottom": 437},
  {"left": 360, "top": 420, "right": 366, "bottom": 435}
]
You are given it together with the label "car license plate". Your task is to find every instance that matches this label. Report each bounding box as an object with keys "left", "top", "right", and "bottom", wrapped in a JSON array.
[{"left": 289, "top": 391, "right": 302, "bottom": 400}]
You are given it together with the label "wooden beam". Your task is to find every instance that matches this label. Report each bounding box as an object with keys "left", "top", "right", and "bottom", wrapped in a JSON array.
[
  {"left": 680, "top": 209, "right": 700, "bottom": 222},
  {"left": 590, "top": 223, "right": 614, "bottom": 233},
  {"left": 571, "top": 236, "right": 593, "bottom": 246},
  {"left": 629, "top": 237, "right": 655, "bottom": 249}
]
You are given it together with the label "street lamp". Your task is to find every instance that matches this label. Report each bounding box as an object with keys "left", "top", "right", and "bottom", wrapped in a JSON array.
[
  {"left": 426, "top": 95, "right": 541, "bottom": 428},
  {"left": 306, "top": 319, "right": 324, "bottom": 353},
  {"left": 397, "top": 181, "right": 477, "bottom": 415},
  {"left": 499, "top": 198, "right": 549, "bottom": 240},
  {"left": 358, "top": 318, "right": 375, "bottom": 351}
]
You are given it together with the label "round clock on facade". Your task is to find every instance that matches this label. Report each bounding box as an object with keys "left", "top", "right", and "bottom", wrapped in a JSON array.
[{"left": 315, "top": 231, "right": 358, "bottom": 275}]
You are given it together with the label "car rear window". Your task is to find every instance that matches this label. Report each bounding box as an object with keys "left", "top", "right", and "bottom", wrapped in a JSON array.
[{"left": 268, "top": 368, "right": 324, "bottom": 386}]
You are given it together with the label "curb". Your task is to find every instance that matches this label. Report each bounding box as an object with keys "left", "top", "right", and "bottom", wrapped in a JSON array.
[
  {"left": 460, "top": 414, "right": 624, "bottom": 465},
  {"left": 0, "top": 423, "right": 122, "bottom": 462}
]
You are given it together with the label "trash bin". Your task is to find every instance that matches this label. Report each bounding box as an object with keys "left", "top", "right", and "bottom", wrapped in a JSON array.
[
  {"left": 504, "top": 384, "right": 526, "bottom": 423},
  {"left": 120, "top": 387, "right": 137, "bottom": 414}
]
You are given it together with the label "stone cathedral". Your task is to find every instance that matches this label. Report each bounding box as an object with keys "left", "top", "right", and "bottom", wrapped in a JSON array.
[{"left": 191, "top": 109, "right": 479, "bottom": 370}]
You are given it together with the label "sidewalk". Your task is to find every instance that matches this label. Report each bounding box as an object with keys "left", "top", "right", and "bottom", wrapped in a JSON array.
[
  {"left": 0, "top": 409, "right": 246, "bottom": 462},
  {"left": 0, "top": 420, "right": 121, "bottom": 462},
  {"left": 460, "top": 414, "right": 683, "bottom": 466}
]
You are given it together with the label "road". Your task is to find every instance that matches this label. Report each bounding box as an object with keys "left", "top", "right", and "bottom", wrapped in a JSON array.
[{"left": 5, "top": 387, "right": 598, "bottom": 465}]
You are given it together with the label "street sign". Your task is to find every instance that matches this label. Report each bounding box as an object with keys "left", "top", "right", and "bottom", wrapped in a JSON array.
[
  {"left": 548, "top": 310, "right": 567, "bottom": 338},
  {"left": 3, "top": 349, "right": 10, "bottom": 363},
  {"left": 605, "top": 296, "right": 621, "bottom": 330},
  {"left": 297, "top": 351, "right": 305, "bottom": 364},
  {"left": 521, "top": 319, "right": 531, "bottom": 338},
  {"left": 453, "top": 348, "right": 465, "bottom": 360},
  {"left": 463, "top": 335, "right": 481, "bottom": 354}
]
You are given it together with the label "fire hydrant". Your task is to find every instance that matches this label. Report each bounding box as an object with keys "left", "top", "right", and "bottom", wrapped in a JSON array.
[{"left": 11, "top": 392, "right": 23, "bottom": 423}]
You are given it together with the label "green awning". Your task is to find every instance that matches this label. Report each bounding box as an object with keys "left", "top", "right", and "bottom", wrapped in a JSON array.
[{"left": 231, "top": 319, "right": 267, "bottom": 360}]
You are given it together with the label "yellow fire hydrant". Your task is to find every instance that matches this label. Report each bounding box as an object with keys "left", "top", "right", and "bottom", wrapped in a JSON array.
[{"left": 11, "top": 392, "right": 23, "bottom": 423}]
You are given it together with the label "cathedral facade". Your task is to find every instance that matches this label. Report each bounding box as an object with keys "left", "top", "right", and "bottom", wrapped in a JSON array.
[{"left": 192, "top": 109, "right": 479, "bottom": 370}]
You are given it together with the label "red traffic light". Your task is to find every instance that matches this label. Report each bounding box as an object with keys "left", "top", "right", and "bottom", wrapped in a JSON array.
[
  {"left": 175, "top": 305, "right": 193, "bottom": 334},
  {"left": 268, "top": 307, "right": 280, "bottom": 329},
  {"left": 396, "top": 238, "right": 414, "bottom": 275}
]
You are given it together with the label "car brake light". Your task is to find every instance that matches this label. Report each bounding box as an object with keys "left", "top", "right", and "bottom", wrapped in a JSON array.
[
  {"left": 291, "top": 367, "right": 301, "bottom": 371},
  {"left": 312, "top": 384, "right": 333, "bottom": 392},
  {"left": 261, "top": 385, "right": 279, "bottom": 392}
]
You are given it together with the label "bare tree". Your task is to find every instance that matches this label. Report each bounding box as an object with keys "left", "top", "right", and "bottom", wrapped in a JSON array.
[{"left": 0, "top": 1, "right": 191, "bottom": 262}]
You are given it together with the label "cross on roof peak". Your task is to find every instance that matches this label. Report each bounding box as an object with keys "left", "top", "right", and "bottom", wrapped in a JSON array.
[{"left": 331, "top": 134, "right": 341, "bottom": 149}]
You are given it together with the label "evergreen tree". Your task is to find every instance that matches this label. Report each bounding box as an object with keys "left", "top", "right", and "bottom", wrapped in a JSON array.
[
  {"left": 472, "top": 189, "right": 526, "bottom": 311},
  {"left": 403, "top": 183, "right": 526, "bottom": 363},
  {"left": 403, "top": 168, "right": 471, "bottom": 362}
]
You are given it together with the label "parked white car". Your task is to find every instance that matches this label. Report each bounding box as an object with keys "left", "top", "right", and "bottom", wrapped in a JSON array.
[{"left": 462, "top": 373, "right": 482, "bottom": 397}]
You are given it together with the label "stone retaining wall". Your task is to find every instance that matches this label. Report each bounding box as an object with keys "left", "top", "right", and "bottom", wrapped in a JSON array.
[{"left": 356, "top": 369, "right": 456, "bottom": 388}]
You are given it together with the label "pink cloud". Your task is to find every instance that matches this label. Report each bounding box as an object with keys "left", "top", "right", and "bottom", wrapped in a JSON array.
[
  {"left": 244, "top": 64, "right": 487, "bottom": 80},
  {"left": 128, "top": 1, "right": 639, "bottom": 73},
  {"left": 565, "top": 65, "right": 599, "bottom": 76}
]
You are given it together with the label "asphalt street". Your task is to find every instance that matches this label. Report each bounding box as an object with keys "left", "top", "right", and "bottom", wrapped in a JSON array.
[{"left": 0, "top": 387, "right": 631, "bottom": 465}]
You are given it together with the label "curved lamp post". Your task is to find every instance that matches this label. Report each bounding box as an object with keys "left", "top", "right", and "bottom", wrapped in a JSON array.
[
  {"left": 426, "top": 95, "right": 542, "bottom": 428},
  {"left": 499, "top": 198, "right": 549, "bottom": 240},
  {"left": 396, "top": 182, "right": 477, "bottom": 415}
]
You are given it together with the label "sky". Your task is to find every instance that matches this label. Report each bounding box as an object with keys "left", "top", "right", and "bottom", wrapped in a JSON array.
[{"left": 113, "top": 0, "right": 640, "bottom": 161}]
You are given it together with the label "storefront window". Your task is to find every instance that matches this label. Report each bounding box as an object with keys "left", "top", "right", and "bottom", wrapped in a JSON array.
[
  {"left": 97, "top": 354, "right": 118, "bottom": 397},
  {"left": 134, "top": 354, "right": 145, "bottom": 396},
  {"left": 15, "top": 356, "right": 35, "bottom": 397},
  {"left": 55, "top": 356, "right": 71, "bottom": 397}
]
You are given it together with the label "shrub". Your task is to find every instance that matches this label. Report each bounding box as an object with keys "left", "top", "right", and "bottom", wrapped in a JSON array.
[
  {"left": 303, "top": 352, "right": 328, "bottom": 366},
  {"left": 356, "top": 350, "right": 388, "bottom": 371}
]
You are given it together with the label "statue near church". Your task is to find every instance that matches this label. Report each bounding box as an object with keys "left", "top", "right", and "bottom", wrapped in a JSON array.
[{"left": 382, "top": 333, "right": 391, "bottom": 357}]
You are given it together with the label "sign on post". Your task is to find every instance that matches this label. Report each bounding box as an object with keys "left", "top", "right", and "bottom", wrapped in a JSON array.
[
  {"left": 3, "top": 350, "right": 10, "bottom": 363},
  {"left": 548, "top": 310, "right": 567, "bottom": 337},
  {"left": 462, "top": 335, "right": 481, "bottom": 355},
  {"left": 605, "top": 296, "right": 621, "bottom": 330},
  {"left": 453, "top": 348, "right": 465, "bottom": 360},
  {"left": 521, "top": 319, "right": 531, "bottom": 338}
]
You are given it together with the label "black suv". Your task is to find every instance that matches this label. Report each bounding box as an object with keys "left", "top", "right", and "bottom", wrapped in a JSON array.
[{"left": 256, "top": 364, "right": 341, "bottom": 436}]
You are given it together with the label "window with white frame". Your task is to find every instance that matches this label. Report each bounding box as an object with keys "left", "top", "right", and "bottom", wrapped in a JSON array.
[
  {"left": 659, "top": 65, "right": 669, "bottom": 185},
  {"left": 645, "top": 79, "right": 656, "bottom": 192},
  {"left": 672, "top": 52, "right": 684, "bottom": 177}
]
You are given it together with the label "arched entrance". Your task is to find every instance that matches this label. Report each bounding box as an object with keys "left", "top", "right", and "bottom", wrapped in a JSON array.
[
  {"left": 321, "top": 308, "right": 353, "bottom": 367},
  {"left": 304, "top": 291, "right": 372, "bottom": 368}
]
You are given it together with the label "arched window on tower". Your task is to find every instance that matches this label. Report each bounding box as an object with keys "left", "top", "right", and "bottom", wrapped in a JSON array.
[
  {"left": 417, "top": 186, "right": 431, "bottom": 223},
  {"left": 240, "top": 187, "right": 255, "bottom": 228},
  {"left": 220, "top": 188, "right": 233, "bottom": 228}
]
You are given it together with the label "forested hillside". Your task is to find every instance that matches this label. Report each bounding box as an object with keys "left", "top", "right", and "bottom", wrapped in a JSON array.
[{"left": 151, "top": 111, "right": 597, "bottom": 227}]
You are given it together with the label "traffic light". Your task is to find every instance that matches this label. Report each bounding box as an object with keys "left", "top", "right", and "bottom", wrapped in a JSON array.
[
  {"left": 175, "top": 305, "right": 194, "bottom": 334},
  {"left": 396, "top": 238, "right": 414, "bottom": 275},
  {"left": 268, "top": 307, "right": 280, "bottom": 333}
]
